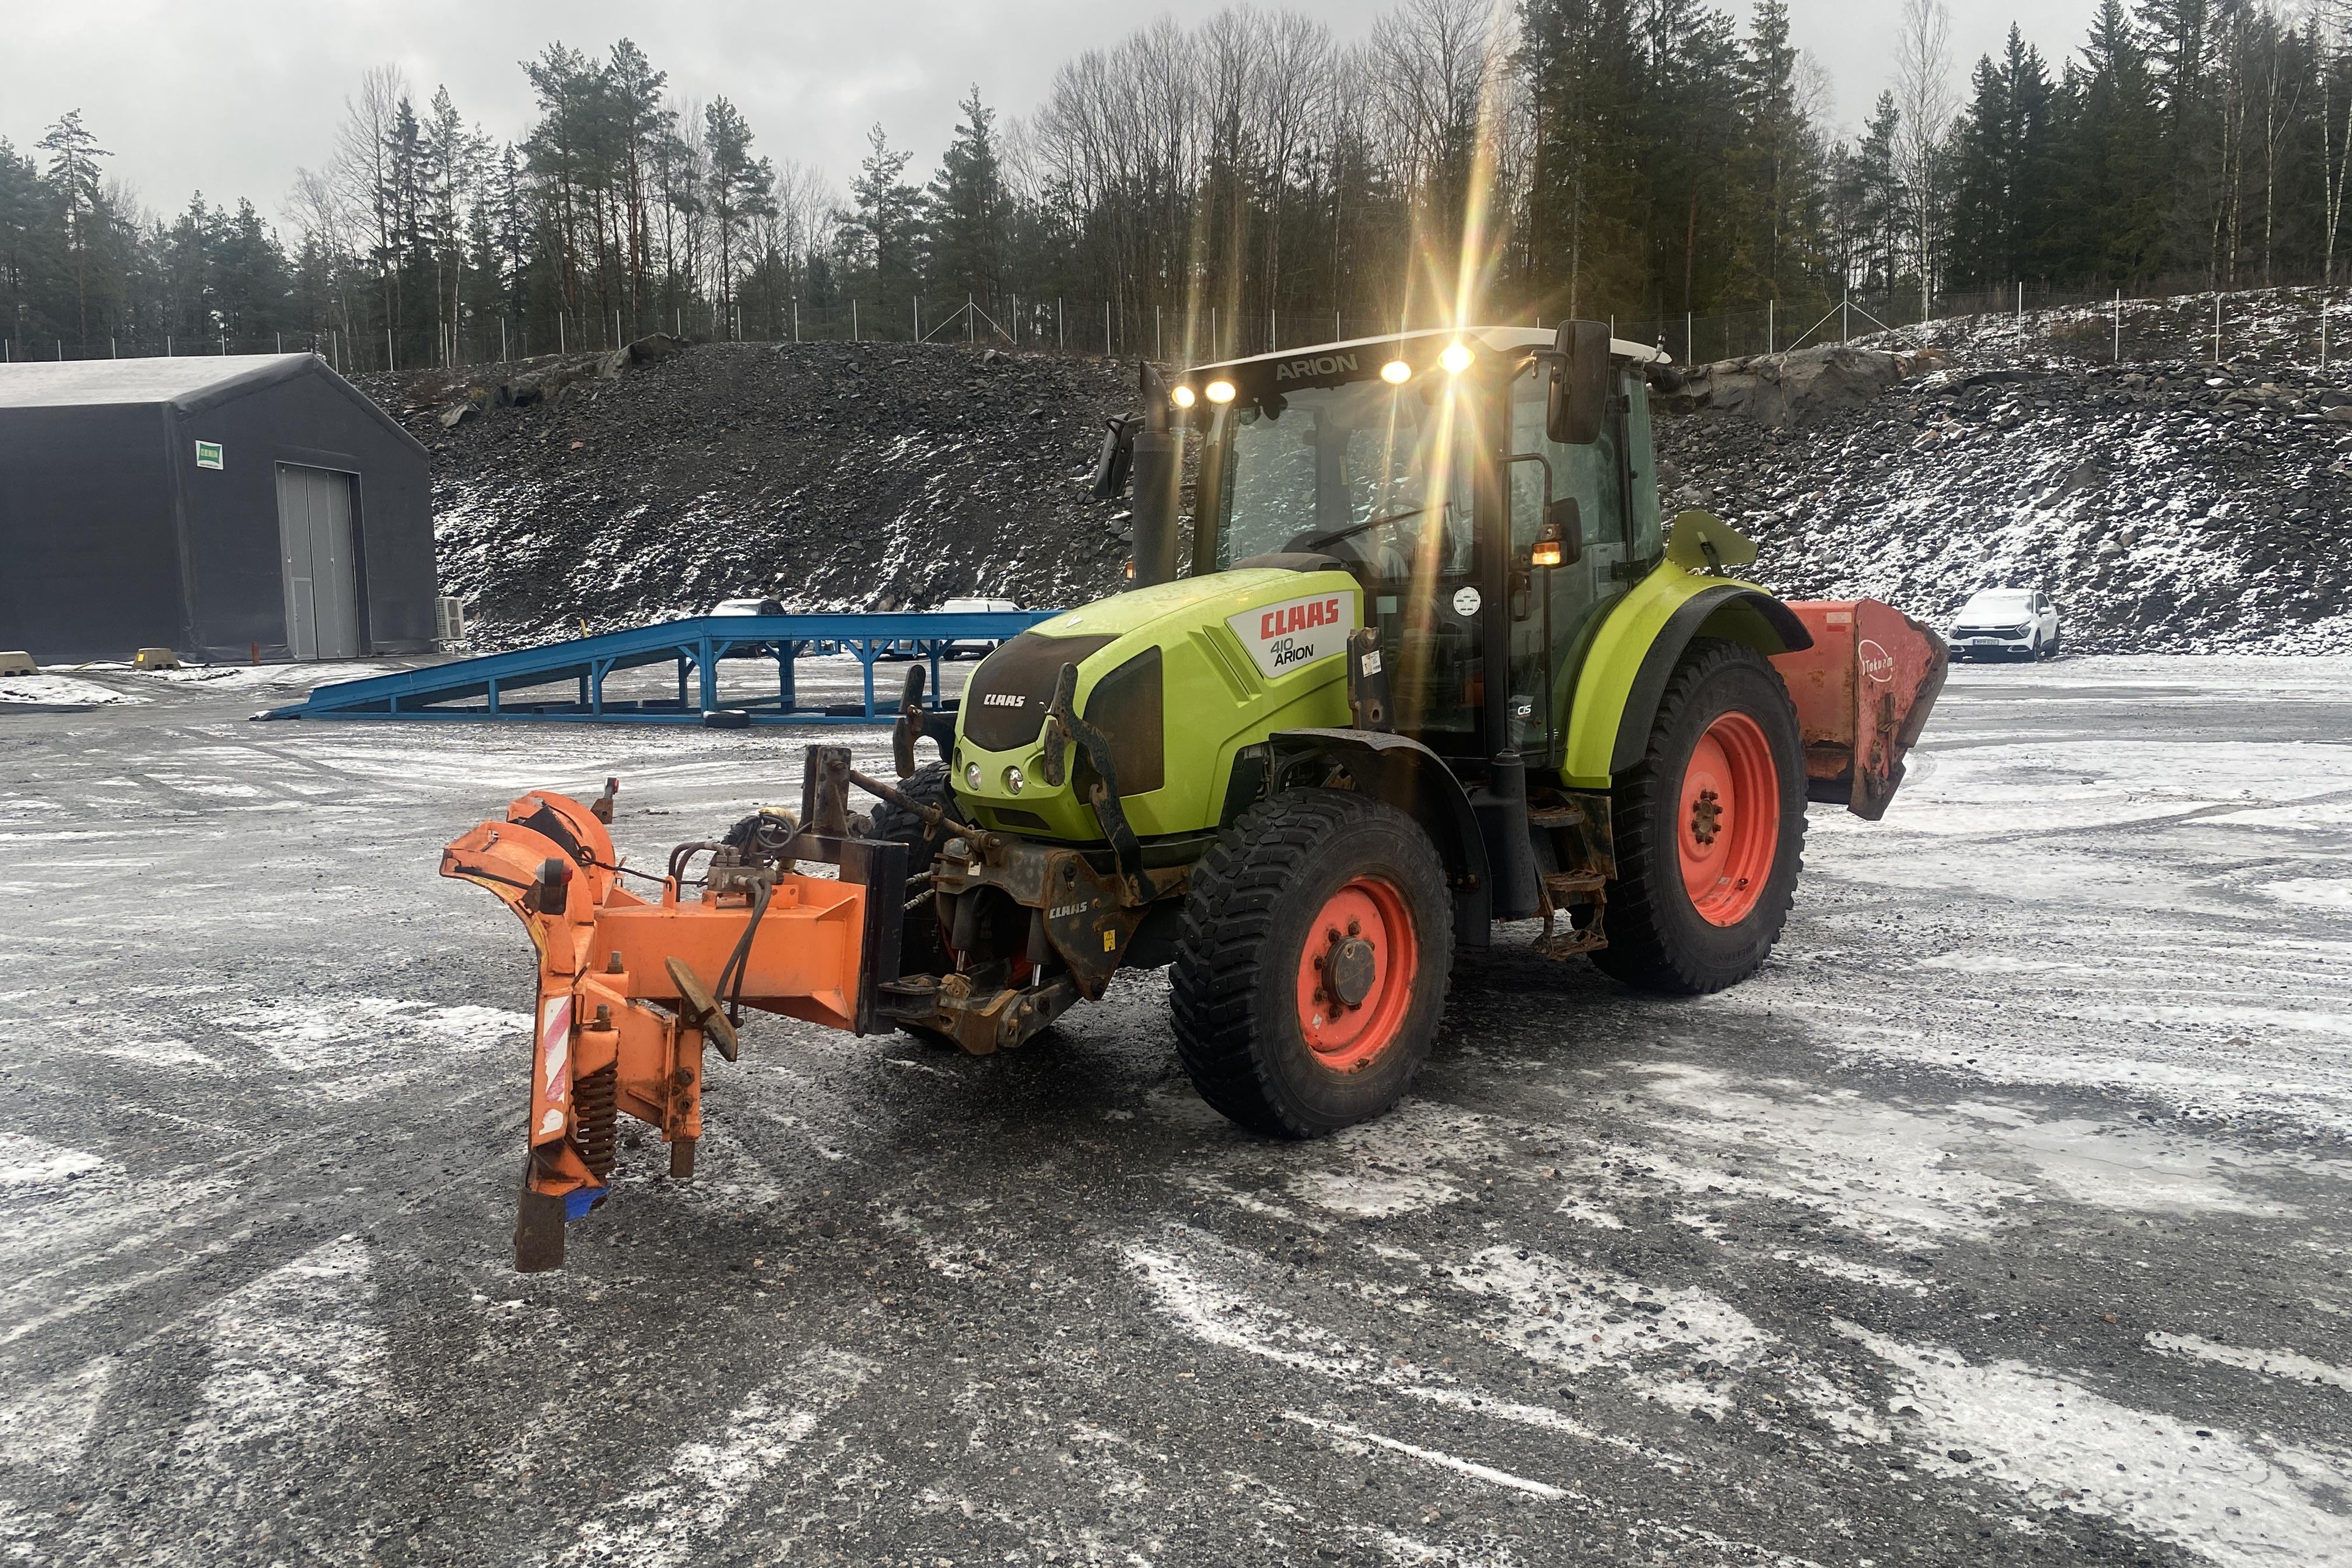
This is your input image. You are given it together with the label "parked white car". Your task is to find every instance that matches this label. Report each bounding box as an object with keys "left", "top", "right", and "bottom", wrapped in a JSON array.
[
  {"left": 1949, "top": 587, "right": 2060, "bottom": 660},
  {"left": 939, "top": 596, "right": 1023, "bottom": 659}
]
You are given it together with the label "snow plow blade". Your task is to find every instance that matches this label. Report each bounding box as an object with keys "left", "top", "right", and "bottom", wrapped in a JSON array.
[
  {"left": 438, "top": 754, "right": 901, "bottom": 1270},
  {"left": 1771, "top": 599, "right": 1949, "bottom": 821}
]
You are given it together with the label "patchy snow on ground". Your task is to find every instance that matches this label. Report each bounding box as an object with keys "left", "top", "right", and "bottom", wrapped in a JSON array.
[{"left": 0, "top": 674, "right": 147, "bottom": 706}]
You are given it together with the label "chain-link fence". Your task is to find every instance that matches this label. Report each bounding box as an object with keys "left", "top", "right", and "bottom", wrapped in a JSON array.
[{"left": 13, "top": 276, "right": 2352, "bottom": 376}]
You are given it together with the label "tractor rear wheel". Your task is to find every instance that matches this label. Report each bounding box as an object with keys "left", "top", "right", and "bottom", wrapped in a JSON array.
[
  {"left": 1170, "top": 790, "right": 1453, "bottom": 1138},
  {"left": 1592, "top": 638, "right": 1805, "bottom": 995}
]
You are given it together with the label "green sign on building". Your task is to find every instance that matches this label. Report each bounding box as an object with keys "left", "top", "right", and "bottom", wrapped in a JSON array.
[{"left": 194, "top": 440, "right": 223, "bottom": 470}]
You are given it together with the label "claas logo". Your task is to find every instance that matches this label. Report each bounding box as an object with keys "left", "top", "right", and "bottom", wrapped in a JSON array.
[{"left": 1259, "top": 597, "right": 1344, "bottom": 640}]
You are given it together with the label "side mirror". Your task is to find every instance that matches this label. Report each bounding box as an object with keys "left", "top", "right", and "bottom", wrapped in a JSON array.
[
  {"left": 1541, "top": 496, "right": 1584, "bottom": 565},
  {"left": 1546, "top": 320, "right": 1611, "bottom": 446},
  {"left": 1090, "top": 415, "right": 1139, "bottom": 500}
]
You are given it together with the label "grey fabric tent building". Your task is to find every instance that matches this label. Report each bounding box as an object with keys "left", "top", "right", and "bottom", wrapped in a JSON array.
[{"left": 0, "top": 353, "right": 436, "bottom": 663}]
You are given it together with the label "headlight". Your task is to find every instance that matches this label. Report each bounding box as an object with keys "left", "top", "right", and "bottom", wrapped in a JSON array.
[
  {"left": 1003, "top": 765, "right": 1025, "bottom": 794},
  {"left": 1439, "top": 341, "right": 1474, "bottom": 374},
  {"left": 1171, "top": 384, "right": 1196, "bottom": 408},
  {"left": 964, "top": 762, "right": 982, "bottom": 790},
  {"left": 1205, "top": 379, "right": 1237, "bottom": 404},
  {"left": 1380, "top": 359, "right": 1412, "bottom": 384}
]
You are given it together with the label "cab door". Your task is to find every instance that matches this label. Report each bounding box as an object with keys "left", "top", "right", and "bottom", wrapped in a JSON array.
[{"left": 1504, "top": 365, "right": 1636, "bottom": 766}]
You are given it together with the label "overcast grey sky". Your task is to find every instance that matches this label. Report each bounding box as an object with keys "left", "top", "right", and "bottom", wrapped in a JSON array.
[{"left": 2, "top": 0, "right": 2110, "bottom": 219}]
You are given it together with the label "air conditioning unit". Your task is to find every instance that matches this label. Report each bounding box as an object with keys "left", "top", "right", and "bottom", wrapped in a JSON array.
[{"left": 433, "top": 596, "right": 468, "bottom": 648}]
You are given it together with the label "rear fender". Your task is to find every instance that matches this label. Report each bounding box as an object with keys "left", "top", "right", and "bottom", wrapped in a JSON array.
[
  {"left": 1563, "top": 575, "right": 1813, "bottom": 788},
  {"left": 1268, "top": 729, "right": 1493, "bottom": 947}
]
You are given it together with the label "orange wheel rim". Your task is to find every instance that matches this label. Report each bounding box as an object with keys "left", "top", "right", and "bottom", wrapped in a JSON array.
[
  {"left": 1294, "top": 876, "right": 1418, "bottom": 1072},
  {"left": 1677, "top": 710, "right": 1779, "bottom": 926}
]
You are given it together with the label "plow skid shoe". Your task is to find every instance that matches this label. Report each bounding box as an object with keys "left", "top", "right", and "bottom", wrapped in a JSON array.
[
  {"left": 439, "top": 788, "right": 892, "bottom": 1269},
  {"left": 1771, "top": 600, "right": 1949, "bottom": 821}
]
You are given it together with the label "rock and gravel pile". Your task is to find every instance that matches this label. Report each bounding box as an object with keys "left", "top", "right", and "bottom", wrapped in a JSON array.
[
  {"left": 1653, "top": 354, "right": 2352, "bottom": 653},
  {"left": 360, "top": 341, "right": 1135, "bottom": 646},
  {"left": 363, "top": 324, "right": 2349, "bottom": 656}
]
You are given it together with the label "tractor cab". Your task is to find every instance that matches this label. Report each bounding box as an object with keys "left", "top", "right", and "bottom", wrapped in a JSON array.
[{"left": 1166, "top": 327, "right": 1665, "bottom": 772}]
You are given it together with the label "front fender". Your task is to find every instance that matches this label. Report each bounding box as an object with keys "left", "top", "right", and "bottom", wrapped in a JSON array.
[{"left": 1268, "top": 729, "right": 1494, "bottom": 947}]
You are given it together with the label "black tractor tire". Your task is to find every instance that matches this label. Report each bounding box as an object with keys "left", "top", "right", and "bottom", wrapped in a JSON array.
[
  {"left": 1169, "top": 790, "right": 1454, "bottom": 1138},
  {"left": 867, "top": 762, "right": 963, "bottom": 1038},
  {"left": 867, "top": 760, "right": 958, "bottom": 878},
  {"left": 1592, "top": 638, "right": 1807, "bottom": 996}
]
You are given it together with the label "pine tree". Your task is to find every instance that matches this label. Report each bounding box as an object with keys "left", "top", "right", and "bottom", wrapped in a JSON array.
[
  {"left": 36, "top": 109, "right": 109, "bottom": 344},
  {"left": 702, "top": 97, "right": 774, "bottom": 332},
  {"left": 2050, "top": 0, "right": 2169, "bottom": 282},
  {"left": 1948, "top": 27, "right": 2057, "bottom": 291},
  {"left": 924, "top": 87, "right": 1012, "bottom": 312},
  {"left": 1850, "top": 92, "right": 1906, "bottom": 297},
  {"left": 839, "top": 124, "right": 923, "bottom": 330}
]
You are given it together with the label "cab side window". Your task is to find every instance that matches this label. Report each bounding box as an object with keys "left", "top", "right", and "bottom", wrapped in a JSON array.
[{"left": 1508, "top": 368, "right": 1622, "bottom": 545}]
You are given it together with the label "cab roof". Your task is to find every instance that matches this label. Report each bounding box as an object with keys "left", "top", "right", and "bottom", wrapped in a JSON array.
[{"left": 1182, "top": 325, "right": 1670, "bottom": 379}]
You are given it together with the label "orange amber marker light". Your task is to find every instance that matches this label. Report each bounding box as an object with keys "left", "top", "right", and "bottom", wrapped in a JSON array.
[{"left": 1531, "top": 526, "right": 1564, "bottom": 568}]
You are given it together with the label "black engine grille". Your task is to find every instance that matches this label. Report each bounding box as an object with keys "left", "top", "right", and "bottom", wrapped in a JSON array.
[{"left": 960, "top": 632, "right": 1116, "bottom": 752}]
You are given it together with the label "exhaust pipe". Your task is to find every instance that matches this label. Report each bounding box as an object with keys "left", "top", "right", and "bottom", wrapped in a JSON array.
[{"left": 1131, "top": 362, "right": 1182, "bottom": 587}]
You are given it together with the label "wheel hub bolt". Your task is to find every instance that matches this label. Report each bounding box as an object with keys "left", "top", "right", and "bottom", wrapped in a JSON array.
[{"left": 1690, "top": 789, "right": 1723, "bottom": 846}]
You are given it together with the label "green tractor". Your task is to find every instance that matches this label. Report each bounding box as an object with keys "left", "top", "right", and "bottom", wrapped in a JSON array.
[
  {"left": 871, "top": 322, "right": 1947, "bottom": 1133},
  {"left": 447, "top": 323, "right": 1947, "bottom": 1266}
]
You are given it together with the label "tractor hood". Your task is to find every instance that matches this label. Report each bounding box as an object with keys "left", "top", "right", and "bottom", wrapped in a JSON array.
[{"left": 951, "top": 566, "right": 1357, "bottom": 842}]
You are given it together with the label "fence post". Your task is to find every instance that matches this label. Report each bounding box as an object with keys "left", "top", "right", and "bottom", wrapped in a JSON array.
[
  {"left": 793, "top": 302, "right": 800, "bottom": 343},
  {"left": 1768, "top": 299, "right": 1774, "bottom": 355},
  {"left": 2114, "top": 289, "right": 2122, "bottom": 363},
  {"left": 853, "top": 300, "right": 859, "bottom": 341},
  {"left": 2324, "top": 296, "right": 2330, "bottom": 370},
  {"left": 1109, "top": 301, "right": 1115, "bottom": 356},
  {"left": 2214, "top": 293, "right": 2221, "bottom": 362},
  {"left": 1841, "top": 293, "right": 1850, "bottom": 345},
  {"left": 1685, "top": 311, "right": 1692, "bottom": 365}
]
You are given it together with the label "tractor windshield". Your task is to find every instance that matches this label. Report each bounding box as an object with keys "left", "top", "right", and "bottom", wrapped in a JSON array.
[{"left": 1211, "top": 378, "right": 1476, "bottom": 577}]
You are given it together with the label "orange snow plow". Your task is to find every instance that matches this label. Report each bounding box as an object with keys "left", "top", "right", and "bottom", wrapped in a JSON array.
[{"left": 440, "top": 747, "right": 908, "bottom": 1270}]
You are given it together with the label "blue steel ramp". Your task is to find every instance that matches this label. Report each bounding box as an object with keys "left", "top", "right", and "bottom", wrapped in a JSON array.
[{"left": 255, "top": 610, "right": 1055, "bottom": 725}]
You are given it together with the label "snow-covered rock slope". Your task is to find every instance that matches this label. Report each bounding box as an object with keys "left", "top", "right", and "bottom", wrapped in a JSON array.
[{"left": 1655, "top": 355, "right": 2352, "bottom": 654}]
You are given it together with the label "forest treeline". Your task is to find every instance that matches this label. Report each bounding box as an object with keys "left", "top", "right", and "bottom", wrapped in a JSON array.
[{"left": 5, "top": 0, "right": 2351, "bottom": 369}]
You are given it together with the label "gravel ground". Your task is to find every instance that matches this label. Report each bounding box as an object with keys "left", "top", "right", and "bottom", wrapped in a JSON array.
[{"left": 1, "top": 656, "right": 2348, "bottom": 1567}]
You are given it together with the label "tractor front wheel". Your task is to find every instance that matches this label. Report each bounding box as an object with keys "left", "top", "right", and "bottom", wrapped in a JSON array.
[
  {"left": 1593, "top": 638, "right": 1806, "bottom": 995},
  {"left": 1170, "top": 791, "right": 1453, "bottom": 1138}
]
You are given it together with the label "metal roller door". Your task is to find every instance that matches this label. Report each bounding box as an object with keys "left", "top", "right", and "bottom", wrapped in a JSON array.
[{"left": 275, "top": 464, "right": 362, "bottom": 660}]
